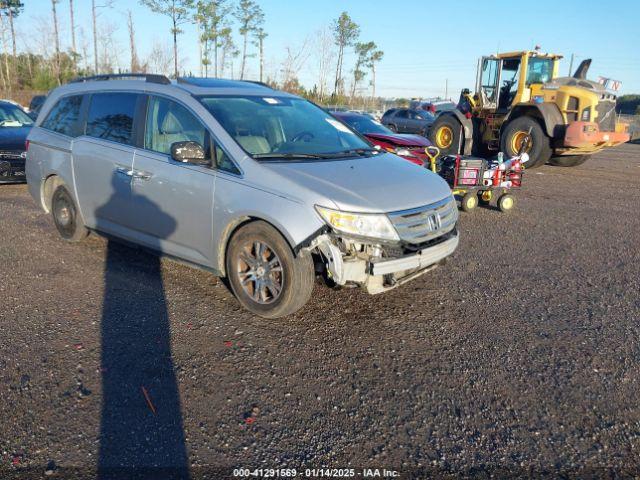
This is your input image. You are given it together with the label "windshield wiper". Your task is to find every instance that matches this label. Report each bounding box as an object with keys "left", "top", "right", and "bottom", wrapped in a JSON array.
[
  {"left": 253, "top": 153, "right": 331, "bottom": 160},
  {"left": 322, "top": 148, "right": 380, "bottom": 158},
  {"left": 253, "top": 149, "right": 379, "bottom": 161}
]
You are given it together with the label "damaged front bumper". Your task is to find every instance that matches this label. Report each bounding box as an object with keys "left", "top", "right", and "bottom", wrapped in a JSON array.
[{"left": 310, "top": 229, "right": 459, "bottom": 294}]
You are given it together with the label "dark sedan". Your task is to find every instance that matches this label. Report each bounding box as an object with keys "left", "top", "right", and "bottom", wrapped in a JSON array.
[
  {"left": 0, "top": 100, "right": 33, "bottom": 184},
  {"left": 332, "top": 111, "right": 434, "bottom": 166},
  {"left": 380, "top": 108, "right": 435, "bottom": 136}
]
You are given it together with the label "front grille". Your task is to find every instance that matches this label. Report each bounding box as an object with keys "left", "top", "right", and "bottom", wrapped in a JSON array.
[
  {"left": 0, "top": 151, "right": 26, "bottom": 179},
  {"left": 0, "top": 150, "right": 26, "bottom": 160},
  {"left": 595, "top": 100, "right": 616, "bottom": 132},
  {"left": 388, "top": 197, "right": 458, "bottom": 244}
]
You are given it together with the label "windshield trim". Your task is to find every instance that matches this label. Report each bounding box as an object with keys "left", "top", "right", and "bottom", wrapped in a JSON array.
[{"left": 196, "top": 94, "right": 376, "bottom": 162}]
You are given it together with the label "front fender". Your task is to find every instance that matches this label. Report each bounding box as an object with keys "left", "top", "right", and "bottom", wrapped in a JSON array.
[
  {"left": 506, "top": 103, "right": 565, "bottom": 139},
  {"left": 436, "top": 111, "right": 474, "bottom": 154},
  {"left": 212, "top": 175, "right": 325, "bottom": 275}
]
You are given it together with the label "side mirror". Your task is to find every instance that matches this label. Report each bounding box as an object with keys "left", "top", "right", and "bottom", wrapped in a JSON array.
[{"left": 170, "top": 141, "right": 210, "bottom": 166}]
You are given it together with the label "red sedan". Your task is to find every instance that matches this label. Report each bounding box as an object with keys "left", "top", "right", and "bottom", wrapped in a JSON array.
[{"left": 332, "top": 111, "right": 433, "bottom": 166}]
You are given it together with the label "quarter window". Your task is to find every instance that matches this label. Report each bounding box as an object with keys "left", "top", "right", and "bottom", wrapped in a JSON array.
[
  {"left": 215, "top": 144, "right": 240, "bottom": 174},
  {"left": 144, "top": 96, "right": 207, "bottom": 155},
  {"left": 86, "top": 92, "right": 139, "bottom": 145},
  {"left": 42, "top": 95, "right": 83, "bottom": 137}
]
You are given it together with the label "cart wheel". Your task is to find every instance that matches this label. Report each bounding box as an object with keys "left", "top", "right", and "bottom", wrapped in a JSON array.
[
  {"left": 478, "top": 190, "right": 493, "bottom": 205},
  {"left": 498, "top": 193, "right": 515, "bottom": 212},
  {"left": 460, "top": 192, "right": 478, "bottom": 212}
]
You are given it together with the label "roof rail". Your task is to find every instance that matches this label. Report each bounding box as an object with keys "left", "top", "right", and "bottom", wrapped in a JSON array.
[{"left": 70, "top": 73, "right": 171, "bottom": 85}]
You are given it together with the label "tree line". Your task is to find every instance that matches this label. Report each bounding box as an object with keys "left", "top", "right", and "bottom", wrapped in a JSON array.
[{"left": 0, "top": 0, "right": 385, "bottom": 108}]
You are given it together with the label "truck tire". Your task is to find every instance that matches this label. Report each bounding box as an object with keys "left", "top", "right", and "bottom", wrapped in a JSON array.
[
  {"left": 51, "top": 185, "right": 89, "bottom": 242},
  {"left": 226, "top": 221, "right": 315, "bottom": 319},
  {"left": 429, "top": 115, "right": 463, "bottom": 155},
  {"left": 501, "top": 116, "right": 552, "bottom": 168},
  {"left": 549, "top": 155, "right": 590, "bottom": 167}
]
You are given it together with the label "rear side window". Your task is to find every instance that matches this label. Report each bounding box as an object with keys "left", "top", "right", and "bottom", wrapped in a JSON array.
[
  {"left": 395, "top": 110, "right": 409, "bottom": 118},
  {"left": 42, "top": 95, "right": 83, "bottom": 137},
  {"left": 86, "top": 92, "right": 139, "bottom": 145}
]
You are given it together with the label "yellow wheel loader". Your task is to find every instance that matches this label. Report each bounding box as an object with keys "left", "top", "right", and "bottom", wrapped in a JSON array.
[{"left": 428, "top": 50, "right": 630, "bottom": 168}]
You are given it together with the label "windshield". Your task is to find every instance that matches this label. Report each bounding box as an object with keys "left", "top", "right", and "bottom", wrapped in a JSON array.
[
  {"left": 198, "top": 96, "right": 374, "bottom": 160},
  {"left": 0, "top": 103, "right": 33, "bottom": 127},
  {"left": 340, "top": 115, "right": 393, "bottom": 135},
  {"left": 526, "top": 57, "right": 554, "bottom": 85}
]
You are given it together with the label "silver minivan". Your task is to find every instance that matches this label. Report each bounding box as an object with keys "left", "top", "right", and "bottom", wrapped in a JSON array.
[{"left": 26, "top": 74, "right": 459, "bottom": 318}]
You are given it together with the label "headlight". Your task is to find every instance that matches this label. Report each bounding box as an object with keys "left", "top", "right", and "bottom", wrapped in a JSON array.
[
  {"left": 394, "top": 147, "right": 413, "bottom": 157},
  {"left": 315, "top": 206, "right": 399, "bottom": 241}
]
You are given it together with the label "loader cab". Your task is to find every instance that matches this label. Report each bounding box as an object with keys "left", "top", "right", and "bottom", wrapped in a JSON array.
[{"left": 475, "top": 52, "right": 561, "bottom": 113}]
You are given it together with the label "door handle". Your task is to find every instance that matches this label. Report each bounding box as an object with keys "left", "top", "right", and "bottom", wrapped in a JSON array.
[{"left": 132, "top": 171, "right": 152, "bottom": 181}]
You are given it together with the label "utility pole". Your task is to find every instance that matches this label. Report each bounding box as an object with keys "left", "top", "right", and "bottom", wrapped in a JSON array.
[
  {"left": 445, "top": 78, "right": 448, "bottom": 100},
  {"left": 568, "top": 53, "right": 574, "bottom": 76}
]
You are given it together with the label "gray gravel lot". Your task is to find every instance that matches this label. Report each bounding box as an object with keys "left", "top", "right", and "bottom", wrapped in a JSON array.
[{"left": 1, "top": 145, "right": 639, "bottom": 479}]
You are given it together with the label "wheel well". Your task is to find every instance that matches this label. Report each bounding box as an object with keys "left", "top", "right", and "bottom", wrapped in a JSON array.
[
  {"left": 505, "top": 106, "right": 559, "bottom": 138},
  {"left": 501, "top": 109, "right": 548, "bottom": 137},
  {"left": 218, "top": 216, "right": 297, "bottom": 277},
  {"left": 41, "top": 175, "right": 65, "bottom": 213}
]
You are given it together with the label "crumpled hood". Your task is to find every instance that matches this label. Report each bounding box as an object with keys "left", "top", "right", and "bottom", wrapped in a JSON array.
[
  {"left": 365, "top": 133, "right": 432, "bottom": 147},
  {"left": 261, "top": 152, "right": 452, "bottom": 213}
]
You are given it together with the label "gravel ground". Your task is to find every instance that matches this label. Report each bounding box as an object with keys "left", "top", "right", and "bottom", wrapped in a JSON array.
[{"left": 1, "top": 145, "right": 639, "bottom": 479}]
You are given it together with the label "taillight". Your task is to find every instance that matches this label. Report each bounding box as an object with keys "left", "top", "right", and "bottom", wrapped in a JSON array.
[{"left": 25, "top": 140, "right": 29, "bottom": 151}]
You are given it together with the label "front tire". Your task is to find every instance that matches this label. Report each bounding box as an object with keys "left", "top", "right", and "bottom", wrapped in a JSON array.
[
  {"left": 460, "top": 192, "right": 478, "bottom": 212},
  {"left": 429, "top": 115, "right": 463, "bottom": 156},
  {"left": 548, "top": 155, "right": 590, "bottom": 167},
  {"left": 501, "top": 116, "right": 552, "bottom": 168},
  {"left": 226, "top": 221, "right": 315, "bottom": 318},
  {"left": 51, "top": 185, "right": 89, "bottom": 242}
]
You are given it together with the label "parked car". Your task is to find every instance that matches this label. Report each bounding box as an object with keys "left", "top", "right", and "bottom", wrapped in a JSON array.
[
  {"left": 28, "top": 95, "right": 47, "bottom": 120},
  {"left": 0, "top": 100, "right": 33, "bottom": 183},
  {"left": 27, "top": 74, "right": 459, "bottom": 318},
  {"left": 332, "top": 111, "right": 434, "bottom": 166},
  {"left": 381, "top": 108, "right": 435, "bottom": 136},
  {"left": 425, "top": 101, "right": 457, "bottom": 116}
]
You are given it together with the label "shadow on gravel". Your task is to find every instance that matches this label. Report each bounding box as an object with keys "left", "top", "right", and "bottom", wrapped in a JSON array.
[{"left": 96, "top": 175, "right": 189, "bottom": 480}]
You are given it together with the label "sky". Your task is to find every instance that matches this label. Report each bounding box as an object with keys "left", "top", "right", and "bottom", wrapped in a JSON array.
[{"left": 16, "top": 0, "right": 640, "bottom": 99}]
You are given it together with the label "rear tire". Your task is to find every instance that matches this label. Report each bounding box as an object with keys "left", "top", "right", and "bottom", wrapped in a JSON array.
[
  {"left": 51, "top": 185, "right": 89, "bottom": 242},
  {"left": 498, "top": 193, "right": 516, "bottom": 212},
  {"left": 548, "top": 155, "right": 590, "bottom": 167},
  {"left": 501, "top": 116, "right": 552, "bottom": 168},
  {"left": 429, "top": 115, "right": 463, "bottom": 156},
  {"left": 226, "top": 221, "right": 315, "bottom": 319}
]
